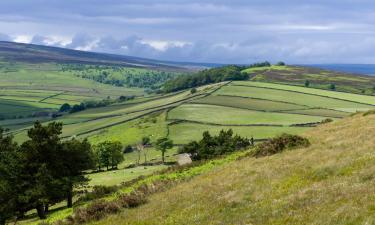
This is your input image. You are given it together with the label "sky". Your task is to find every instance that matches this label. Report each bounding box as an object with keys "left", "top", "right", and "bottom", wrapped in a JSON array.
[{"left": 1, "top": 0, "right": 375, "bottom": 64}]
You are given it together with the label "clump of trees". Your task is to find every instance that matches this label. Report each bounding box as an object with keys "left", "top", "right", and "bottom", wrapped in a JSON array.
[
  {"left": 163, "top": 61, "right": 275, "bottom": 93},
  {"left": 61, "top": 64, "right": 180, "bottom": 89},
  {"left": 163, "top": 65, "right": 250, "bottom": 93},
  {"left": 179, "top": 129, "right": 250, "bottom": 160},
  {"left": 59, "top": 95, "right": 135, "bottom": 114},
  {"left": 0, "top": 122, "right": 124, "bottom": 224},
  {"left": 94, "top": 141, "right": 124, "bottom": 171}
]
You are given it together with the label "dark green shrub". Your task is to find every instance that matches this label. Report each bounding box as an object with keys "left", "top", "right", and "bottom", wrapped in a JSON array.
[
  {"left": 252, "top": 134, "right": 310, "bottom": 157},
  {"left": 321, "top": 118, "right": 333, "bottom": 124},
  {"left": 364, "top": 109, "right": 375, "bottom": 116},
  {"left": 180, "top": 129, "right": 250, "bottom": 160}
]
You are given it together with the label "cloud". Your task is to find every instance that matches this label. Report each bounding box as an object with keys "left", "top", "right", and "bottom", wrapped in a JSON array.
[
  {"left": 31, "top": 35, "right": 48, "bottom": 45},
  {"left": 66, "top": 33, "right": 97, "bottom": 51},
  {"left": 2, "top": 1, "right": 375, "bottom": 63}
]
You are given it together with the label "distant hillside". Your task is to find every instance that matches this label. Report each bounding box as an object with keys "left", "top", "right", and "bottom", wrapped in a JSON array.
[
  {"left": 163, "top": 64, "right": 375, "bottom": 95},
  {"left": 243, "top": 65, "right": 375, "bottom": 95},
  {"left": 0, "top": 41, "right": 210, "bottom": 72},
  {"left": 91, "top": 111, "right": 375, "bottom": 225},
  {"left": 307, "top": 64, "right": 375, "bottom": 76}
]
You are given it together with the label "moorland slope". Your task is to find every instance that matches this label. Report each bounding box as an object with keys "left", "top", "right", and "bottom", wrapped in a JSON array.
[{"left": 92, "top": 112, "right": 375, "bottom": 225}]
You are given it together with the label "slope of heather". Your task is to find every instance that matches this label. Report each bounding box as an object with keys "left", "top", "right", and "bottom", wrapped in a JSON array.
[{"left": 92, "top": 112, "right": 375, "bottom": 225}]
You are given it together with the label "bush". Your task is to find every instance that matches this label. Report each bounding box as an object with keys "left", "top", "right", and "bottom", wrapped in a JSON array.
[
  {"left": 73, "top": 200, "right": 121, "bottom": 223},
  {"left": 77, "top": 185, "right": 119, "bottom": 202},
  {"left": 364, "top": 109, "right": 375, "bottom": 116},
  {"left": 252, "top": 134, "right": 310, "bottom": 157},
  {"left": 321, "top": 118, "right": 333, "bottom": 124},
  {"left": 117, "top": 192, "right": 147, "bottom": 208}
]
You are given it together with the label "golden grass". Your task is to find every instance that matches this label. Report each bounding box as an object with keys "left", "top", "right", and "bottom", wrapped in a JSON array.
[{"left": 91, "top": 113, "right": 375, "bottom": 225}]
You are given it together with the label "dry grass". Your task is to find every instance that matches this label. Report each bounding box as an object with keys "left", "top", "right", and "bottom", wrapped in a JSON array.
[{"left": 90, "top": 113, "right": 375, "bottom": 225}]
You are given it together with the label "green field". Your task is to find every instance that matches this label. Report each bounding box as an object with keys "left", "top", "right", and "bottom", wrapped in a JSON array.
[
  {"left": 215, "top": 84, "right": 374, "bottom": 112},
  {"left": 233, "top": 81, "right": 375, "bottom": 105},
  {"left": 168, "top": 104, "right": 328, "bottom": 125},
  {"left": 0, "top": 61, "right": 173, "bottom": 119},
  {"left": 87, "top": 165, "right": 168, "bottom": 187}
]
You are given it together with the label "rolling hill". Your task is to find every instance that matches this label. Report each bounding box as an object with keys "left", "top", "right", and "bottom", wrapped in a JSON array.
[
  {"left": 2, "top": 42, "right": 375, "bottom": 225},
  {"left": 0, "top": 41, "right": 207, "bottom": 71}
]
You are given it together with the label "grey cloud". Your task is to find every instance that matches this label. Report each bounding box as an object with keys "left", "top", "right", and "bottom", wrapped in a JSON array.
[
  {"left": 0, "top": 33, "right": 11, "bottom": 41},
  {"left": 66, "top": 33, "right": 95, "bottom": 49},
  {"left": 2, "top": 1, "right": 375, "bottom": 63}
]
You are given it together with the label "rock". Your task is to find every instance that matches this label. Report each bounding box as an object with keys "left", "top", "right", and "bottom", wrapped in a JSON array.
[{"left": 177, "top": 153, "right": 192, "bottom": 166}]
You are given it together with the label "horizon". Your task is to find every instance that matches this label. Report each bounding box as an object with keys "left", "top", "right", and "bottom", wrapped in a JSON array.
[{"left": 2, "top": 1, "right": 375, "bottom": 64}]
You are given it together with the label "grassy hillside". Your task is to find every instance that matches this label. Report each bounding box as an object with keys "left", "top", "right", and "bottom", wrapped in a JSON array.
[
  {"left": 243, "top": 65, "right": 375, "bottom": 95},
  {"left": 10, "top": 79, "right": 375, "bottom": 225},
  {"left": 90, "top": 112, "right": 375, "bottom": 225}
]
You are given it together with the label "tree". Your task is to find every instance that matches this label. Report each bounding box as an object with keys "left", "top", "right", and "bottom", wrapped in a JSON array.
[
  {"left": 330, "top": 83, "right": 336, "bottom": 90},
  {"left": 0, "top": 128, "right": 21, "bottom": 225},
  {"left": 70, "top": 103, "right": 85, "bottom": 113},
  {"left": 155, "top": 138, "right": 173, "bottom": 163},
  {"left": 59, "top": 103, "right": 71, "bottom": 112},
  {"left": 190, "top": 88, "right": 197, "bottom": 94},
  {"left": 135, "top": 143, "right": 143, "bottom": 165},
  {"left": 95, "top": 141, "right": 124, "bottom": 170},
  {"left": 276, "top": 61, "right": 286, "bottom": 66},
  {"left": 19, "top": 121, "right": 64, "bottom": 219},
  {"left": 304, "top": 80, "right": 310, "bottom": 87},
  {"left": 141, "top": 137, "right": 151, "bottom": 163},
  {"left": 61, "top": 139, "right": 95, "bottom": 208}
]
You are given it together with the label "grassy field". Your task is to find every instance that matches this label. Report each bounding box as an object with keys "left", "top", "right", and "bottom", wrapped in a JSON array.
[
  {"left": 215, "top": 84, "right": 374, "bottom": 112},
  {"left": 192, "top": 95, "right": 307, "bottom": 111},
  {"left": 168, "top": 104, "right": 328, "bottom": 125},
  {"left": 0, "top": 61, "right": 178, "bottom": 119},
  {"left": 87, "top": 165, "right": 168, "bottom": 187},
  {"left": 233, "top": 81, "right": 375, "bottom": 105},
  {"left": 90, "top": 113, "right": 375, "bottom": 225}
]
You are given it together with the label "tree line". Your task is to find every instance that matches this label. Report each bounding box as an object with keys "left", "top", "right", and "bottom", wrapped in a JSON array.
[
  {"left": 59, "top": 95, "right": 135, "bottom": 114},
  {"left": 0, "top": 122, "right": 125, "bottom": 224},
  {"left": 163, "top": 61, "right": 277, "bottom": 93},
  {"left": 61, "top": 64, "right": 181, "bottom": 89}
]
